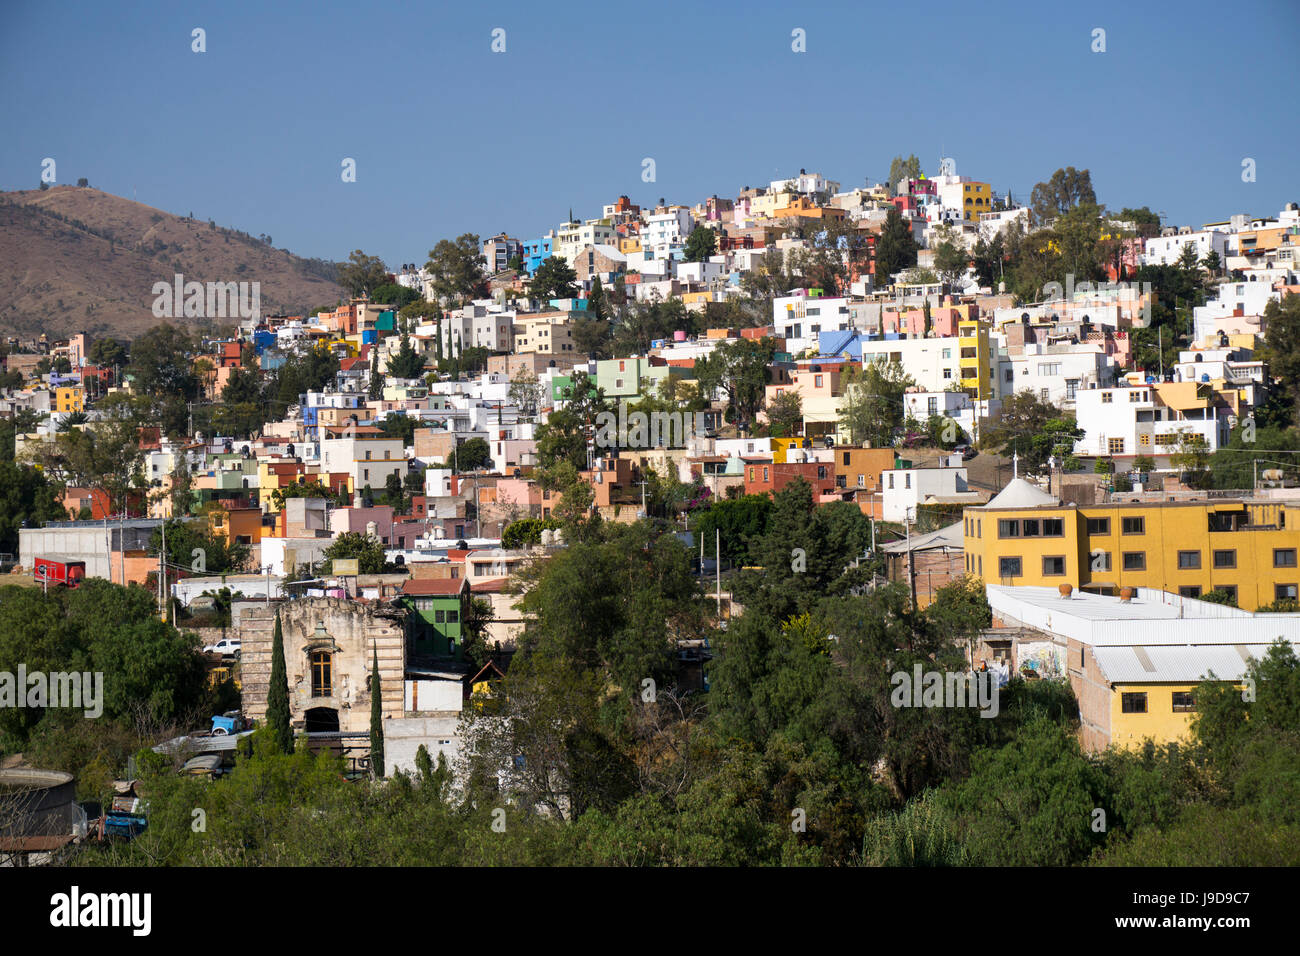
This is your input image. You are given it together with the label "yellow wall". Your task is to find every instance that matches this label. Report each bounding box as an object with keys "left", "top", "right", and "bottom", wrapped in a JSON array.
[
  {"left": 1108, "top": 681, "right": 1241, "bottom": 749},
  {"left": 56, "top": 386, "right": 85, "bottom": 413},
  {"left": 957, "top": 320, "right": 991, "bottom": 400},
  {"left": 963, "top": 499, "right": 1296, "bottom": 611}
]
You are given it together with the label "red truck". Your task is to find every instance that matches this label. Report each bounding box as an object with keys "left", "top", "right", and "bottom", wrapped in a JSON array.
[{"left": 33, "top": 558, "right": 86, "bottom": 588}]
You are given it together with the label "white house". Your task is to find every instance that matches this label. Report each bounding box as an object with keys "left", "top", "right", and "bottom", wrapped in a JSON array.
[{"left": 880, "top": 466, "right": 974, "bottom": 522}]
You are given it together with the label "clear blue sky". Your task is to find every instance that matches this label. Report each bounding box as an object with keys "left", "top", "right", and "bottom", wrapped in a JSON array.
[{"left": 3, "top": 0, "right": 1297, "bottom": 269}]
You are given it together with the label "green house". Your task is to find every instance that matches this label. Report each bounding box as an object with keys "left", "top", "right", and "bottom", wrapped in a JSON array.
[{"left": 401, "top": 577, "right": 469, "bottom": 658}]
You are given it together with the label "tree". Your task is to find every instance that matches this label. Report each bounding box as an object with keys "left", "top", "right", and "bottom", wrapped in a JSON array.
[
  {"left": 684, "top": 226, "right": 718, "bottom": 263},
  {"left": 267, "top": 612, "right": 294, "bottom": 754},
  {"left": 323, "top": 532, "right": 394, "bottom": 574},
  {"left": 456, "top": 437, "right": 493, "bottom": 471},
  {"left": 89, "top": 337, "right": 128, "bottom": 369},
  {"left": 1176, "top": 242, "right": 1201, "bottom": 273},
  {"left": 586, "top": 275, "right": 611, "bottom": 321},
  {"left": 693, "top": 338, "right": 776, "bottom": 431},
  {"left": 385, "top": 334, "right": 426, "bottom": 379},
  {"left": 128, "top": 323, "right": 199, "bottom": 400},
  {"left": 1117, "top": 206, "right": 1162, "bottom": 239},
  {"left": 765, "top": 390, "right": 803, "bottom": 437},
  {"left": 369, "top": 283, "right": 419, "bottom": 310},
  {"left": 839, "top": 356, "right": 913, "bottom": 447},
  {"left": 1170, "top": 432, "right": 1213, "bottom": 489},
  {"left": 971, "top": 234, "right": 1006, "bottom": 288},
  {"left": 528, "top": 256, "right": 578, "bottom": 301},
  {"left": 508, "top": 367, "right": 543, "bottom": 420},
  {"left": 337, "top": 250, "right": 390, "bottom": 298},
  {"left": 1200, "top": 249, "right": 1222, "bottom": 278},
  {"left": 1262, "top": 294, "right": 1300, "bottom": 425},
  {"left": 983, "top": 391, "right": 1083, "bottom": 476},
  {"left": 425, "top": 234, "right": 487, "bottom": 306},
  {"left": 369, "top": 645, "right": 384, "bottom": 779},
  {"left": 932, "top": 229, "right": 969, "bottom": 285},
  {"left": 1029, "top": 167, "right": 1097, "bottom": 225},
  {"left": 873, "top": 207, "right": 919, "bottom": 287},
  {"left": 887, "top": 155, "right": 922, "bottom": 190},
  {"left": 379, "top": 411, "right": 416, "bottom": 447},
  {"left": 0, "top": 457, "right": 64, "bottom": 555},
  {"left": 368, "top": 348, "right": 384, "bottom": 400}
]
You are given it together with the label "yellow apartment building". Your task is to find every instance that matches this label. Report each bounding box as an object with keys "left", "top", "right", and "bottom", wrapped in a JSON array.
[
  {"left": 55, "top": 385, "right": 86, "bottom": 413},
  {"left": 964, "top": 483, "right": 1299, "bottom": 610}
]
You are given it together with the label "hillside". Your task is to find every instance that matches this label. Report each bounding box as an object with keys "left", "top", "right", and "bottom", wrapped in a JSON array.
[{"left": 0, "top": 187, "right": 345, "bottom": 340}]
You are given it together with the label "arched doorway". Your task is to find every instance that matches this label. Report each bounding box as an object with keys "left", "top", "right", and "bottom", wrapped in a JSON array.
[{"left": 304, "top": 707, "right": 339, "bottom": 733}]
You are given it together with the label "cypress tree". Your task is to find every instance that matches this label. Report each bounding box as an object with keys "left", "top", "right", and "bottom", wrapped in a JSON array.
[
  {"left": 267, "top": 611, "right": 294, "bottom": 753},
  {"left": 369, "top": 644, "right": 385, "bottom": 779}
]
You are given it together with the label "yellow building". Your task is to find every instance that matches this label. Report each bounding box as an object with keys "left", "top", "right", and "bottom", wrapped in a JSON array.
[
  {"left": 959, "top": 181, "right": 992, "bottom": 221},
  {"left": 983, "top": 583, "right": 1288, "bottom": 752},
  {"left": 964, "top": 480, "right": 1299, "bottom": 611},
  {"left": 957, "top": 319, "right": 991, "bottom": 400},
  {"left": 55, "top": 385, "right": 86, "bottom": 413}
]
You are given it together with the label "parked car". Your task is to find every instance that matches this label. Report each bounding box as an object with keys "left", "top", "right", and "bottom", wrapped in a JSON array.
[{"left": 203, "top": 638, "right": 241, "bottom": 659}]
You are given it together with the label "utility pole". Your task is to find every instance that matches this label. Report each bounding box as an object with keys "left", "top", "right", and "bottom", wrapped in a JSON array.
[
  {"left": 905, "top": 507, "right": 917, "bottom": 609},
  {"left": 715, "top": 527, "right": 721, "bottom": 618}
]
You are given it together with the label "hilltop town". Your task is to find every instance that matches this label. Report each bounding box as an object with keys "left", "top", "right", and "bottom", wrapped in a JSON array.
[{"left": 2, "top": 159, "right": 1299, "bottom": 868}]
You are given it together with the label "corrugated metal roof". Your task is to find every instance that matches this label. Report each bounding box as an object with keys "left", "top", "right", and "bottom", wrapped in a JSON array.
[{"left": 1092, "top": 643, "right": 1267, "bottom": 683}]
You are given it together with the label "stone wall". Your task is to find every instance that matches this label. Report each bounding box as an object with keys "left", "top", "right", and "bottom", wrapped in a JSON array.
[{"left": 237, "top": 598, "right": 405, "bottom": 735}]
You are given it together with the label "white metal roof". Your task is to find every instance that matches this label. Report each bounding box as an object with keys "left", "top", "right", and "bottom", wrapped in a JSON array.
[
  {"left": 985, "top": 584, "right": 1300, "bottom": 646},
  {"left": 1091, "top": 643, "right": 1266, "bottom": 683},
  {"left": 980, "top": 478, "right": 1059, "bottom": 509}
]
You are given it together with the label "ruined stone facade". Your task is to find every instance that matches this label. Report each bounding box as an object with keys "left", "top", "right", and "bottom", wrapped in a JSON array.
[{"left": 238, "top": 598, "right": 405, "bottom": 735}]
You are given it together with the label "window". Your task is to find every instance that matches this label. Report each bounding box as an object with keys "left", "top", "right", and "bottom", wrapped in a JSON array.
[
  {"left": 447, "top": 609, "right": 459, "bottom": 623},
  {"left": 814, "top": 375, "right": 824, "bottom": 388},
  {"left": 1139, "top": 433, "right": 1151, "bottom": 447},
  {"left": 1276, "top": 584, "right": 1299, "bottom": 601},
  {"left": 905, "top": 473, "right": 911, "bottom": 489},
  {"left": 1177, "top": 551, "right": 1201, "bottom": 569},
  {"left": 889, "top": 474, "right": 895, "bottom": 489},
  {"left": 998, "top": 519, "right": 1019, "bottom": 537},
  {"left": 1121, "top": 692, "right": 1148, "bottom": 714},
  {"left": 843, "top": 452, "right": 851, "bottom": 466},
  {"left": 1102, "top": 391, "right": 1113, "bottom": 403},
  {"left": 1123, "top": 551, "right": 1146, "bottom": 570},
  {"left": 999, "top": 556, "right": 1022, "bottom": 577},
  {"left": 1108, "top": 438, "right": 1125, "bottom": 454},
  {"left": 1275, "top": 549, "right": 1298, "bottom": 568},
  {"left": 1022, "top": 519, "right": 1040, "bottom": 537},
  {"left": 1128, "top": 391, "right": 1141, "bottom": 403},
  {"left": 857, "top": 474, "right": 865, "bottom": 488},
  {"left": 311, "top": 651, "right": 333, "bottom": 698},
  {"left": 1043, "top": 519, "right": 1064, "bottom": 537},
  {"left": 763, "top": 467, "right": 769, "bottom": 482},
  {"left": 1213, "top": 549, "right": 1236, "bottom": 569},
  {"left": 1179, "top": 586, "right": 1202, "bottom": 598},
  {"left": 1042, "top": 556, "right": 1066, "bottom": 576},
  {"left": 1038, "top": 362, "right": 1061, "bottom": 376},
  {"left": 1086, "top": 517, "right": 1110, "bottom": 535},
  {"left": 434, "top": 609, "right": 446, "bottom": 623},
  {"left": 1121, "top": 516, "right": 1145, "bottom": 535},
  {"left": 1171, "top": 692, "right": 1196, "bottom": 713}
]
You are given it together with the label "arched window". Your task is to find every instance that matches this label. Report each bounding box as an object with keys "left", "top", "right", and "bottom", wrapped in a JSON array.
[{"left": 311, "top": 650, "right": 333, "bottom": 697}]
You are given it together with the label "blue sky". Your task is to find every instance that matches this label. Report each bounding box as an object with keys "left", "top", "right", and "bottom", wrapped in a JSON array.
[{"left": 3, "top": 0, "right": 1297, "bottom": 270}]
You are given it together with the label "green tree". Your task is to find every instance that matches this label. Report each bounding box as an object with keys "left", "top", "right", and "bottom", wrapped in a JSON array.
[
  {"left": 887, "top": 154, "right": 922, "bottom": 190},
  {"left": 369, "top": 645, "right": 384, "bottom": 779},
  {"left": 456, "top": 437, "right": 493, "bottom": 471},
  {"left": 839, "top": 356, "right": 913, "bottom": 447},
  {"left": 693, "top": 338, "right": 776, "bottom": 431},
  {"left": 323, "top": 532, "right": 394, "bottom": 574},
  {"left": 873, "top": 207, "right": 919, "bottom": 287},
  {"left": 385, "top": 334, "right": 427, "bottom": 379},
  {"left": 684, "top": 226, "right": 718, "bottom": 263},
  {"left": 982, "top": 391, "right": 1083, "bottom": 475},
  {"left": 266, "top": 611, "right": 294, "bottom": 755},
  {"left": 336, "top": 250, "right": 390, "bottom": 298},
  {"left": 425, "top": 234, "right": 487, "bottom": 306},
  {"left": 529, "top": 256, "right": 579, "bottom": 301},
  {"left": 765, "top": 389, "right": 803, "bottom": 437},
  {"left": 1029, "top": 166, "right": 1097, "bottom": 225}
]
